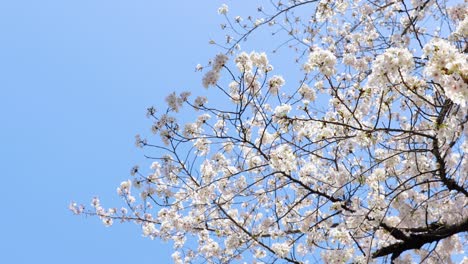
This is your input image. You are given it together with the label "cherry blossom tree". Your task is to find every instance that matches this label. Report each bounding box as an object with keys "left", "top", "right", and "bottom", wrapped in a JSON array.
[{"left": 71, "top": 0, "right": 468, "bottom": 263}]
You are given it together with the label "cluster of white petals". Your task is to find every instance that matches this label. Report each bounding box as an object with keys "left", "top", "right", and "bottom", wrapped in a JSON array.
[
  {"left": 267, "top": 75, "right": 285, "bottom": 95},
  {"left": 424, "top": 39, "right": 468, "bottom": 107},
  {"left": 298, "top": 84, "right": 316, "bottom": 102},
  {"left": 202, "top": 54, "right": 228, "bottom": 88},
  {"left": 273, "top": 103, "right": 291, "bottom": 117},
  {"left": 450, "top": 16, "right": 468, "bottom": 40},
  {"left": 217, "top": 4, "right": 228, "bottom": 15},
  {"left": 303, "top": 47, "right": 336, "bottom": 76},
  {"left": 367, "top": 47, "right": 415, "bottom": 87},
  {"left": 235, "top": 51, "right": 273, "bottom": 74}
]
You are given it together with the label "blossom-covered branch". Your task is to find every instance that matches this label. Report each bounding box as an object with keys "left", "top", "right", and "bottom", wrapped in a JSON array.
[{"left": 72, "top": 0, "right": 467, "bottom": 263}]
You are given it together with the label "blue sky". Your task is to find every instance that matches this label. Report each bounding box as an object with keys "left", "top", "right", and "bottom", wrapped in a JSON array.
[{"left": 0, "top": 1, "right": 247, "bottom": 263}]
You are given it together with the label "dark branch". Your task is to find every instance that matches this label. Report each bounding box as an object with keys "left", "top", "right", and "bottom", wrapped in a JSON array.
[{"left": 372, "top": 217, "right": 468, "bottom": 259}]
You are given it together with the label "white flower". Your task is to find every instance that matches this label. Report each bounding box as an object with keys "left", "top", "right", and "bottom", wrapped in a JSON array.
[
  {"left": 69, "top": 202, "right": 83, "bottom": 214},
  {"left": 194, "top": 96, "right": 207, "bottom": 108},
  {"left": 202, "top": 54, "right": 230, "bottom": 88},
  {"left": 201, "top": 160, "right": 216, "bottom": 182},
  {"left": 213, "top": 53, "right": 228, "bottom": 71},
  {"left": 127, "top": 195, "right": 136, "bottom": 203},
  {"left": 254, "top": 18, "right": 264, "bottom": 26},
  {"left": 218, "top": 4, "right": 228, "bottom": 15},
  {"left": 271, "top": 242, "right": 291, "bottom": 258},
  {"left": 196, "top": 113, "right": 211, "bottom": 125},
  {"left": 269, "top": 144, "right": 296, "bottom": 172},
  {"left": 171, "top": 252, "right": 183, "bottom": 264},
  {"left": 91, "top": 197, "right": 100, "bottom": 208},
  {"left": 165, "top": 92, "right": 183, "bottom": 112},
  {"left": 451, "top": 16, "right": 468, "bottom": 40},
  {"left": 142, "top": 222, "right": 157, "bottom": 237},
  {"left": 298, "top": 83, "right": 316, "bottom": 101},
  {"left": 200, "top": 239, "right": 220, "bottom": 257},
  {"left": 134, "top": 134, "right": 145, "bottom": 148},
  {"left": 183, "top": 123, "right": 199, "bottom": 137},
  {"left": 250, "top": 51, "right": 270, "bottom": 71},
  {"left": 194, "top": 138, "right": 211, "bottom": 156},
  {"left": 102, "top": 217, "right": 113, "bottom": 227},
  {"left": 235, "top": 52, "right": 252, "bottom": 72},
  {"left": 329, "top": 227, "right": 351, "bottom": 244},
  {"left": 268, "top": 75, "right": 285, "bottom": 95},
  {"left": 274, "top": 104, "right": 292, "bottom": 117},
  {"left": 150, "top": 161, "right": 161, "bottom": 171},
  {"left": 303, "top": 47, "right": 337, "bottom": 76},
  {"left": 368, "top": 47, "right": 414, "bottom": 86},
  {"left": 423, "top": 39, "right": 468, "bottom": 107},
  {"left": 179, "top": 91, "right": 191, "bottom": 102},
  {"left": 372, "top": 168, "right": 386, "bottom": 181},
  {"left": 223, "top": 141, "right": 234, "bottom": 152},
  {"left": 247, "top": 155, "right": 263, "bottom": 170},
  {"left": 214, "top": 118, "right": 227, "bottom": 134},
  {"left": 447, "top": 4, "right": 467, "bottom": 22},
  {"left": 314, "top": 80, "right": 324, "bottom": 90},
  {"left": 202, "top": 70, "right": 220, "bottom": 88}
]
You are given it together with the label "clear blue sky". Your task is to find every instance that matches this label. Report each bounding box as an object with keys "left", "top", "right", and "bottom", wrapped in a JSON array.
[{"left": 0, "top": 1, "right": 248, "bottom": 263}]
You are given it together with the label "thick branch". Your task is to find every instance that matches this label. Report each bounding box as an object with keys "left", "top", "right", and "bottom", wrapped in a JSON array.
[
  {"left": 372, "top": 217, "right": 468, "bottom": 259},
  {"left": 432, "top": 100, "right": 468, "bottom": 197}
]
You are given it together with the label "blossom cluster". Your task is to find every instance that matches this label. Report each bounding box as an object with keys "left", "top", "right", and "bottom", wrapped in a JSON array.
[
  {"left": 423, "top": 39, "right": 468, "bottom": 107},
  {"left": 202, "top": 53, "right": 228, "bottom": 88},
  {"left": 303, "top": 47, "right": 337, "bottom": 76},
  {"left": 367, "top": 47, "right": 415, "bottom": 87}
]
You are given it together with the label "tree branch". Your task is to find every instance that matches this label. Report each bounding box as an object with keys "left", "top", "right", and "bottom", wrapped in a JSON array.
[{"left": 372, "top": 217, "right": 468, "bottom": 259}]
